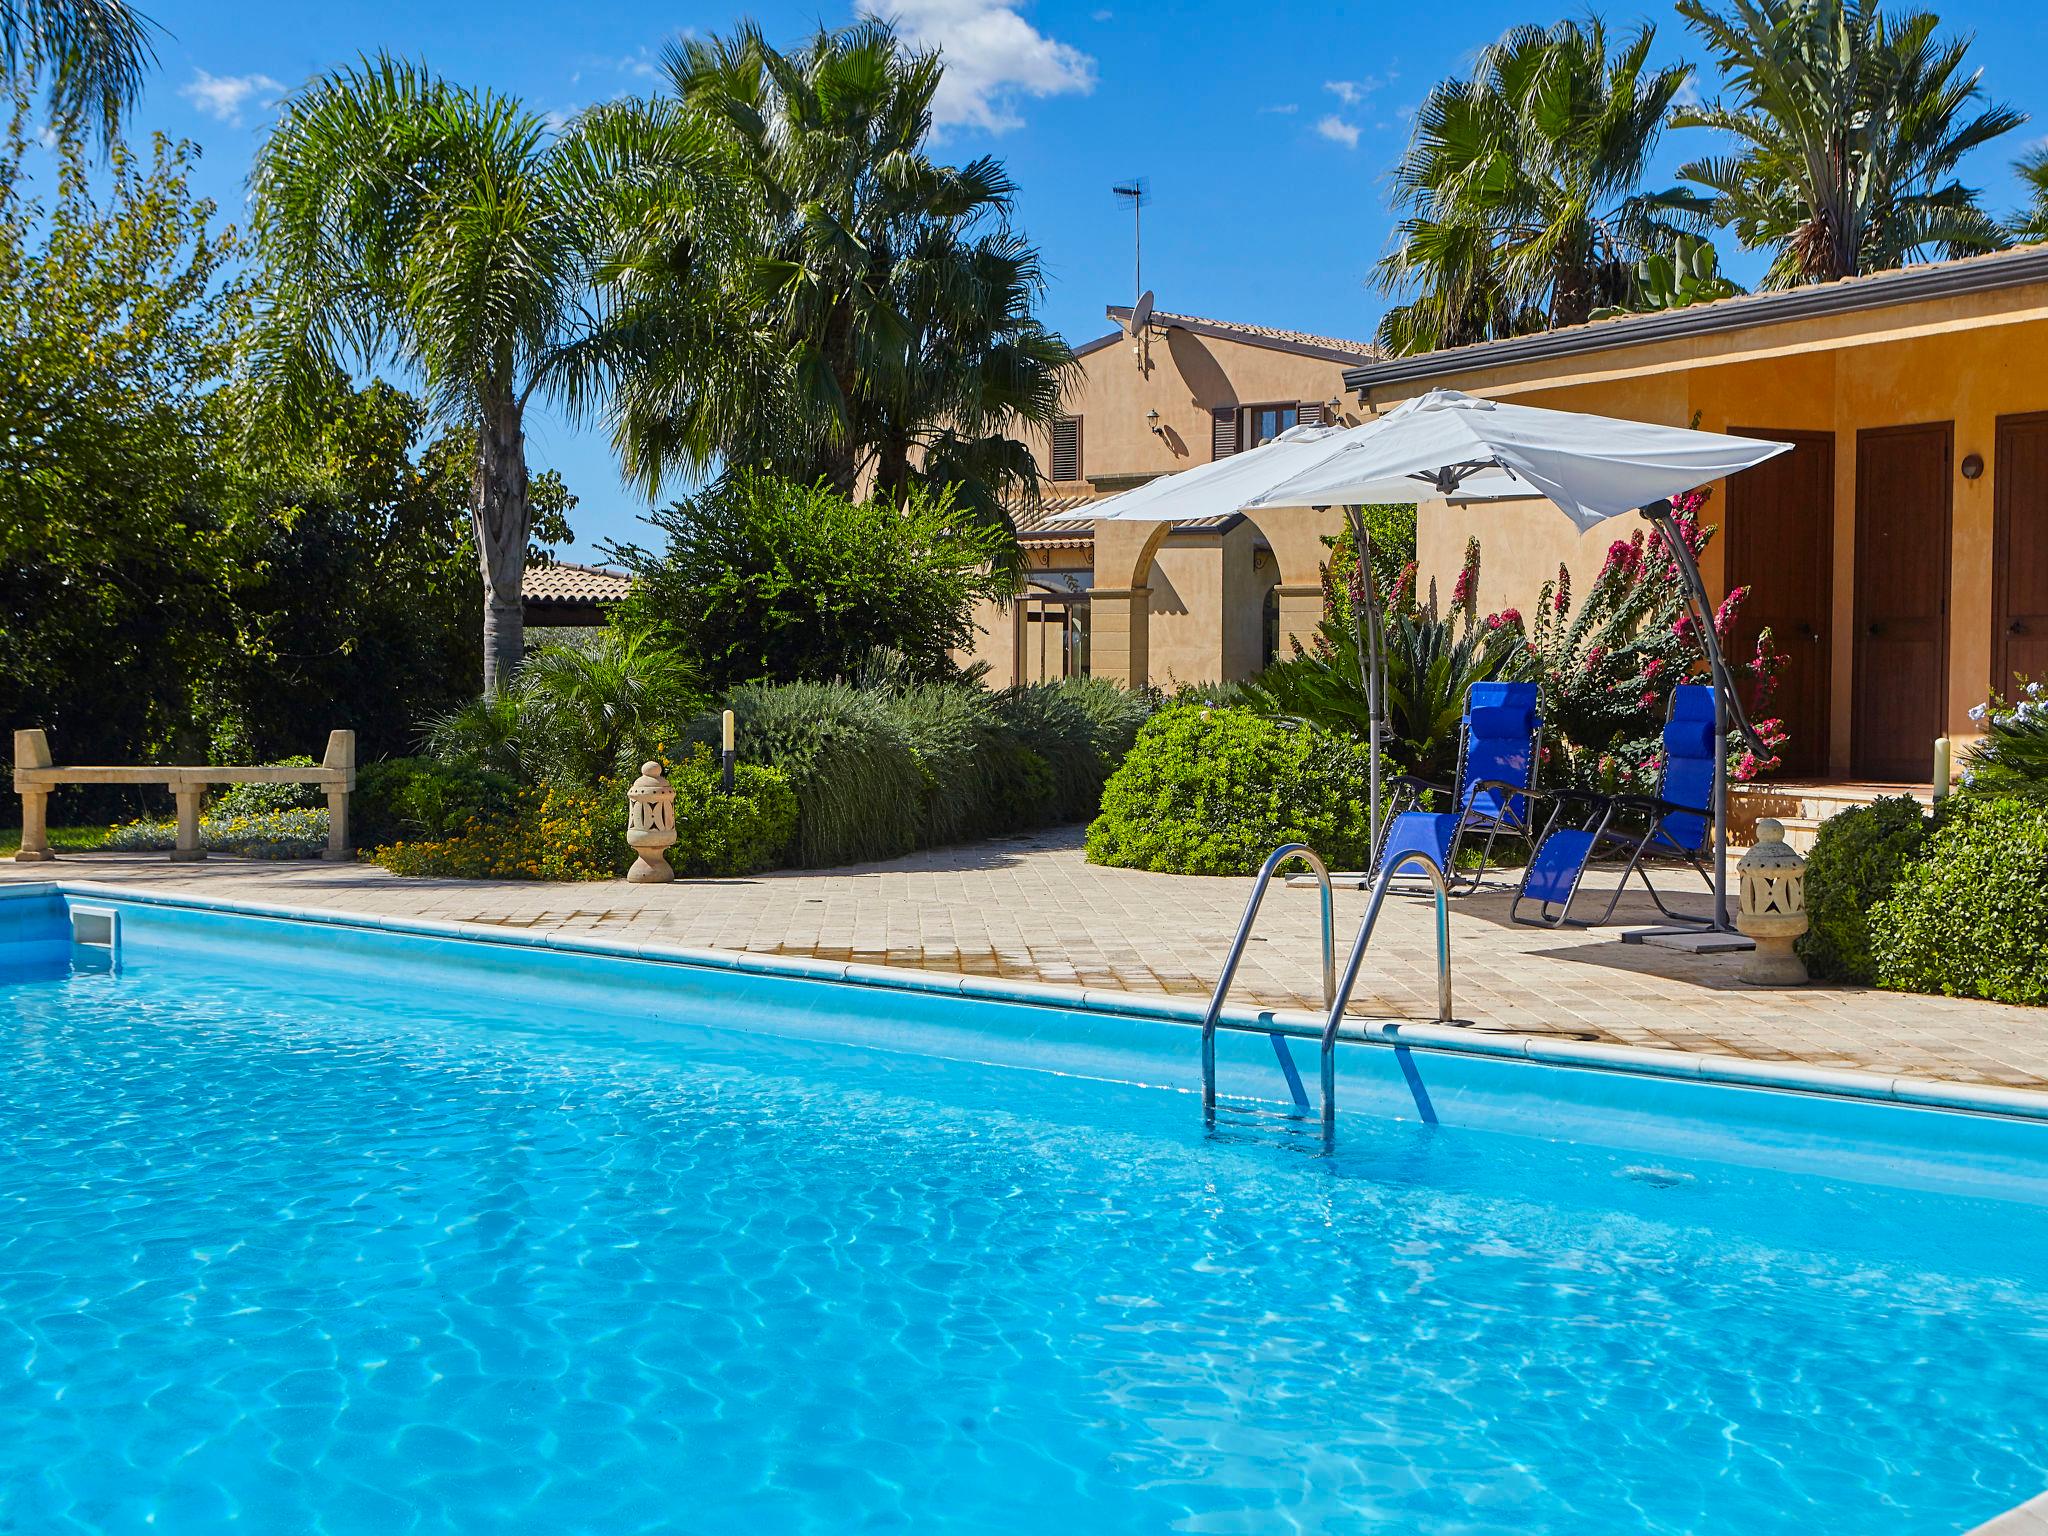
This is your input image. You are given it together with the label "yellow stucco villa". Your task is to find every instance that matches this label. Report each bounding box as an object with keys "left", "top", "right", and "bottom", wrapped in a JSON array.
[
  {"left": 1343, "top": 244, "right": 2048, "bottom": 785},
  {"left": 964, "top": 304, "right": 1380, "bottom": 688}
]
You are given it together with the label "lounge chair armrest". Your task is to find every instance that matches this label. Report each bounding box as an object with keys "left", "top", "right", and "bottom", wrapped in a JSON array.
[
  {"left": 1542, "top": 787, "right": 1608, "bottom": 807},
  {"left": 1610, "top": 793, "right": 1710, "bottom": 820},
  {"left": 1389, "top": 774, "right": 1450, "bottom": 796}
]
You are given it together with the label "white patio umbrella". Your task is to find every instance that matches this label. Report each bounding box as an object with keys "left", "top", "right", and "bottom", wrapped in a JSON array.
[{"left": 1083, "top": 389, "right": 1794, "bottom": 930}]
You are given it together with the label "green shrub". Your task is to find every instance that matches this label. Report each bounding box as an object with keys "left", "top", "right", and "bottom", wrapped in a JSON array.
[
  {"left": 979, "top": 735, "right": 1059, "bottom": 831},
  {"left": 371, "top": 779, "right": 628, "bottom": 881},
  {"left": 708, "top": 681, "right": 925, "bottom": 867},
  {"left": 665, "top": 747, "right": 796, "bottom": 876},
  {"left": 1793, "top": 795, "right": 1932, "bottom": 983},
  {"left": 993, "top": 684, "right": 1104, "bottom": 823},
  {"left": 878, "top": 683, "right": 999, "bottom": 846},
  {"left": 608, "top": 472, "right": 1011, "bottom": 691},
  {"left": 352, "top": 758, "right": 520, "bottom": 848},
  {"left": 210, "top": 756, "right": 320, "bottom": 816},
  {"left": 1869, "top": 794, "right": 2048, "bottom": 1005},
  {"left": 1085, "top": 705, "right": 1379, "bottom": 875},
  {"left": 1057, "top": 675, "right": 1153, "bottom": 770}
]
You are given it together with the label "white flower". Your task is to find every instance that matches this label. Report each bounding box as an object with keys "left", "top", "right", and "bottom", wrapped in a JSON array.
[
  {"left": 2030, "top": 681, "right": 2043, "bottom": 698},
  {"left": 1969, "top": 703, "right": 1988, "bottom": 722}
]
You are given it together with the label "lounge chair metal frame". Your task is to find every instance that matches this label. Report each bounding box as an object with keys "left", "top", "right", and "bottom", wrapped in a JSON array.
[{"left": 1510, "top": 686, "right": 1720, "bottom": 929}]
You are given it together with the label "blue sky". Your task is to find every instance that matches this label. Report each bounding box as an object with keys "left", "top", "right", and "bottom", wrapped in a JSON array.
[{"left": 116, "top": 0, "right": 2048, "bottom": 557}]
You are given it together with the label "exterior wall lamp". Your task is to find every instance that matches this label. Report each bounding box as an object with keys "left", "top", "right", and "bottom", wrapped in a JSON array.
[
  {"left": 1147, "top": 408, "right": 1164, "bottom": 437},
  {"left": 1961, "top": 452, "right": 1984, "bottom": 480}
]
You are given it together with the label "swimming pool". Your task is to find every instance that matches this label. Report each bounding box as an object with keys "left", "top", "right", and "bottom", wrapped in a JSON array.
[{"left": 3, "top": 883, "right": 2046, "bottom": 1533}]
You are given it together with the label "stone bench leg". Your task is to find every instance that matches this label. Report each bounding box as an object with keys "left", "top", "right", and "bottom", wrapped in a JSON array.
[
  {"left": 324, "top": 787, "right": 350, "bottom": 861},
  {"left": 15, "top": 790, "right": 53, "bottom": 862},
  {"left": 172, "top": 787, "right": 206, "bottom": 862}
]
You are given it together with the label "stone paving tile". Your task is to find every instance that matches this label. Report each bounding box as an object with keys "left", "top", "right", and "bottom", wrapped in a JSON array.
[{"left": 5, "top": 826, "right": 2045, "bottom": 1094}]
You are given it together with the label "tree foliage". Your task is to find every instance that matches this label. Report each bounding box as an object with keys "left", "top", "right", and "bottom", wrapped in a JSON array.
[
  {"left": 1674, "top": 0, "right": 2021, "bottom": 284},
  {"left": 579, "top": 19, "right": 1070, "bottom": 534},
  {"left": 1, "top": 1, "right": 158, "bottom": 142},
  {"left": 1377, "top": 17, "right": 1698, "bottom": 352},
  {"left": 607, "top": 472, "right": 1011, "bottom": 693}
]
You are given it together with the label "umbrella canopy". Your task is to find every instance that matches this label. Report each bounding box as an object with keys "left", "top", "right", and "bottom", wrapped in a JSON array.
[
  {"left": 1246, "top": 389, "right": 1793, "bottom": 528},
  {"left": 1051, "top": 423, "right": 1347, "bottom": 524}
]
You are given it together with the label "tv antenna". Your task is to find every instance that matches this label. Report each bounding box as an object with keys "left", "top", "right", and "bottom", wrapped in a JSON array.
[{"left": 1112, "top": 178, "right": 1148, "bottom": 308}]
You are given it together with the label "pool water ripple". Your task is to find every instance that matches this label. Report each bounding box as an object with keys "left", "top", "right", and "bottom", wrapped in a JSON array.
[{"left": 1, "top": 955, "right": 2046, "bottom": 1533}]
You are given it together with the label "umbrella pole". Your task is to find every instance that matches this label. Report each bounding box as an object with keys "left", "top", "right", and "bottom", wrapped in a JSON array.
[{"left": 1644, "top": 501, "right": 1736, "bottom": 931}]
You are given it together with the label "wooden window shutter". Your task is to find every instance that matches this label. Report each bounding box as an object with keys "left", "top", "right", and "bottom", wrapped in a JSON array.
[
  {"left": 1049, "top": 416, "right": 1081, "bottom": 481},
  {"left": 1212, "top": 407, "right": 1240, "bottom": 460},
  {"left": 1297, "top": 400, "right": 1327, "bottom": 427}
]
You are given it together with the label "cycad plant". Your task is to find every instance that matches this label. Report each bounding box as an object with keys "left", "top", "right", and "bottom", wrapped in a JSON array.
[
  {"left": 1377, "top": 17, "right": 1699, "bottom": 351},
  {"left": 1674, "top": 0, "right": 2021, "bottom": 284},
  {"left": 1961, "top": 682, "right": 2048, "bottom": 800},
  {"left": 1243, "top": 538, "right": 1530, "bottom": 783}
]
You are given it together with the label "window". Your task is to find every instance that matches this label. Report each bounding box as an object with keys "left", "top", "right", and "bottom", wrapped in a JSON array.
[
  {"left": 1244, "top": 403, "right": 1299, "bottom": 449},
  {"left": 1049, "top": 416, "right": 1082, "bottom": 482}
]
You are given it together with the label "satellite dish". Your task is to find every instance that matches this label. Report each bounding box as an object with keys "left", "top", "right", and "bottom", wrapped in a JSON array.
[{"left": 1129, "top": 289, "right": 1155, "bottom": 337}]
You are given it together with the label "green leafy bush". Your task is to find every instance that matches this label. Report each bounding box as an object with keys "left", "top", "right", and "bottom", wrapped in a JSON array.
[
  {"left": 1869, "top": 794, "right": 2048, "bottom": 1005},
  {"left": 1086, "top": 705, "right": 1379, "bottom": 875},
  {"left": 1794, "top": 795, "right": 1932, "bottom": 983},
  {"left": 711, "top": 682, "right": 926, "bottom": 867},
  {"left": 352, "top": 758, "right": 520, "bottom": 848},
  {"left": 210, "top": 757, "right": 320, "bottom": 816},
  {"left": 608, "top": 472, "right": 1011, "bottom": 691},
  {"left": 664, "top": 748, "right": 797, "bottom": 876}
]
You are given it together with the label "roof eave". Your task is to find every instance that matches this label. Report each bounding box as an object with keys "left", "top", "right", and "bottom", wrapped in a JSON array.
[{"left": 1342, "top": 245, "right": 2048, "bottom": 394}]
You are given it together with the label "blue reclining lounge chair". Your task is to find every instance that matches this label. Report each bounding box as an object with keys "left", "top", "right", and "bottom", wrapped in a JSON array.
[
  {"left": 1511, "top": 683, "right": 1720, "bottom": 928},
  {"left": 1374, "top": 681, "right": 1542, "bottom": 889}
]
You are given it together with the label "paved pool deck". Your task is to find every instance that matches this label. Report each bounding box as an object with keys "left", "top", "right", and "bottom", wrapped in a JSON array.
[{"left": 6, "top": 827, "right": 2046, "bottom": 1098}]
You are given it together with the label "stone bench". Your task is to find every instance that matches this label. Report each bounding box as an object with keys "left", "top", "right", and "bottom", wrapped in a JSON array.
[{"left": 12, "top": 729, "right": 356, "bottom": 863}]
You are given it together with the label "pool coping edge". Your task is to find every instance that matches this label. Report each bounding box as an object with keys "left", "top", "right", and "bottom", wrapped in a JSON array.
[{"left": 15, "top": 878, "right": 2048, "bottom": 1126}]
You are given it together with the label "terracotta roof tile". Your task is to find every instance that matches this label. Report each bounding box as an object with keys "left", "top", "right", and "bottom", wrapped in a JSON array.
[
  {"left": 1098, "top": 306, "right": 1382, "bottom": 363},
  {"left": 523, "top": 562, "right": 633, "bottom": 604}
]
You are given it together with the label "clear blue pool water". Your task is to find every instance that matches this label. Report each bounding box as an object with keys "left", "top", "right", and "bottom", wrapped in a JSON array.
[{"left": 3, "top": 901, "right": 2047, "bottom": 1534}]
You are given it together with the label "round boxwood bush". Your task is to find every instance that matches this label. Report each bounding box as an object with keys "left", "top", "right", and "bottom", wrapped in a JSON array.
[
  {"left": 1869, "top": 793, "right": 2048, "bottom": 1004},
  {"left": 1085, "top": 705, "right": 1377, "bottom": 875},
  {"left": 663, "top": 747, "right": 796, "bottom": 877},
  {"left": 1793, "top": 795, "right": 1932, "bottom": 984}
]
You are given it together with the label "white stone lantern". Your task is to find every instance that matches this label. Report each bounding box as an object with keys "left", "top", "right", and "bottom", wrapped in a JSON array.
[
  {"left": 625, "top": 761, "right": 676, "bottom": 884},
  {"left": 1735, "top": 818, "right": 1808, "bottom": 985}
]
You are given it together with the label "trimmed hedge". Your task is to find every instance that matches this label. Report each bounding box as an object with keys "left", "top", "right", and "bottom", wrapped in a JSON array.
[
  {"left": 1793, "top": 795, "right": 1932, "bottom": 984},
  {"left": 1085, "top": 705, "right": 1378, "bottom": 875},
  {"left": 664, "top": 747, "right": 796, "bottom": 877},
  {"left": 1869, "top": 793, "right": 2048, "bottom": 1005}
]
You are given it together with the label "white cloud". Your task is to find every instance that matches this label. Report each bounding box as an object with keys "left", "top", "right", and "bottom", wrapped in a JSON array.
[
  {"left": 1315, "top": 114, "right": 1361, "bottom": 149},
  {"left": 886, "top": 0, "right": 1096, "bottom": 132},
  {"left": 1323, "top": 75, "right": 1389, "bottom": 107},
  {"left": 178, "top": 69, "right": 285, "bottom": 127},
  {"left": 1259, "top": 102, "right": 1300, "bottom": 115},
  {"left": 1672, "top": 70, "right": 1701, "bottom": 110},
  {"left": 1090, "top": 7, "right": 1112, "bottom": 18}
]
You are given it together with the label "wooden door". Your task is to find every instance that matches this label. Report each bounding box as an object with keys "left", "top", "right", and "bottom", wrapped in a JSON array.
[
  {"left": 1727, "top": 428, "right": 1834, "bottom": 776},
  {"left": 1994, "top": 413, "right": 2048, "bottom": 696},
  {"left": 1853, "top": 422, "right": 1952, "bottom": 781}
]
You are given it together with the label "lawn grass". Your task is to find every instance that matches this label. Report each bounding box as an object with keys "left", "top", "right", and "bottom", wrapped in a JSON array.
[{"left": 0, "top": 825, "right": 112, "bottom": 858}]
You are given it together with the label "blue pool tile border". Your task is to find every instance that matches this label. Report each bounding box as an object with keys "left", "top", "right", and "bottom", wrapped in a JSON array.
[{"left": 17, "top": 877, "right": 2048, "bottom": 1126}]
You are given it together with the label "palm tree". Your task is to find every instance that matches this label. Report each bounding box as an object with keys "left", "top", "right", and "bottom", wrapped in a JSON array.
[
  {"left": 1, "top": 0, "right": 157, "bottom": 141},
  {"left": 2011, "top": 148, "right": 2048, "bottom": 245},
  {"left": 252, "top": 55, "right": 588, "bottom": 693},
  {"left": 1377, "top": 18, "right": 1698, "bottom": 353},
  {"left": 580, "top": 20, "right": 1070, "bottom": 515},
  {"left": 1674, "top": 0, "right": 2022, "bottom": 285}
]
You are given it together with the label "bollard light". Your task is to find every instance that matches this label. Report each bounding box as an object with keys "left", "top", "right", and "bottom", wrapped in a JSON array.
[
  {"left": 625, "top": 761, "right": 677, "bottom": 884},
  {"left": 1933, "top": 735, "right": 1952, "bottom": 800},
  {"left": 1734, "top": 818, "right": 1808, "bottom": 986},
  {"left": 720, "top": 708, "right": 736, "bottom": 795}
]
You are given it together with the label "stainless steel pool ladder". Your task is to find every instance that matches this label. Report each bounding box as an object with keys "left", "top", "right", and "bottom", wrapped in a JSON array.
[{"left": 1201, "top": 846, "right": 1454, "bottom": 1153}]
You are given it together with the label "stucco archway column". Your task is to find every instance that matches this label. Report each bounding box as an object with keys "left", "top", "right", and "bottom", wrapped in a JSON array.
[
  {"left": 1249, "top": 507, "right": 1345, "bottom": 654},
  {"left": 1089, "top": 520, "right": 1173, "bottom": 687}
]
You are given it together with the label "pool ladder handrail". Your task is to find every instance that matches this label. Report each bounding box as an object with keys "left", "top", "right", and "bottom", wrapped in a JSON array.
[{"left": 1202, "top": 846, "right": 1454, "bottom": 1152}]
